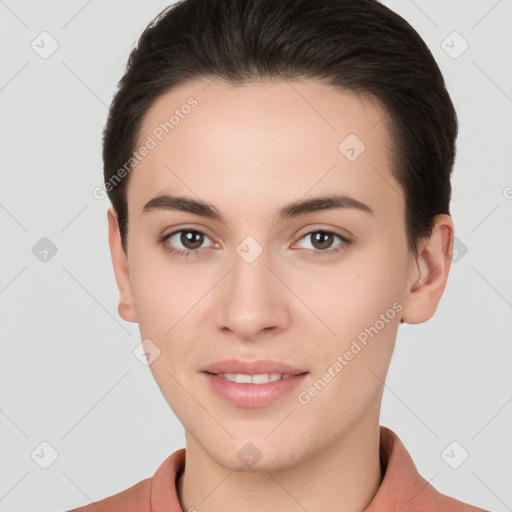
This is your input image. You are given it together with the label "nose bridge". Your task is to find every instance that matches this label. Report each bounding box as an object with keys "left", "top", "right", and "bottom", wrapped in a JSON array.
[
  {"left": 214, "top": 239, "right": 287, "bottom": 339},
  {"left": 232, "top": 241, "right": 270, "bottom": 292}
]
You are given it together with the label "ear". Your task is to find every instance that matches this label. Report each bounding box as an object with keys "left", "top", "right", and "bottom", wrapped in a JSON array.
[
  {"left": 107, "top": 206, "right": 138, "bottom": 323},
  {"left": 400, "top": 214, "right": 454, "bottom": 324}
]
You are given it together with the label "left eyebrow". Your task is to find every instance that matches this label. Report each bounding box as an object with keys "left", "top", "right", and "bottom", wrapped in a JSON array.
[
  {"left": 142, "top": 193, "right": 374, "bottom": 222},
  {"left": 279, "top": 195, "right": 374, "bottom": 220}
]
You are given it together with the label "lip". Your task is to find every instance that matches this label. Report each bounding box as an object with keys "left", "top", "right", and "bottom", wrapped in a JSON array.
[
  {"left": 201, "top": 359, "right": 309, "bottom": 408},
  {"left": 201, "top": 359, "right": 307, "bottom": 375},
  {"left": 202, "top": 372, "right": 308, "bottom": 408}
]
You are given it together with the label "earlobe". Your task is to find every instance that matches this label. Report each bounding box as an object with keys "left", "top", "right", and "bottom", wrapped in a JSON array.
[
  {"left": 107, "top": 206, "right": 138, "bottom": 323},
  {"left": 400, "top": 214, "right": 454, "bottom": 325}
]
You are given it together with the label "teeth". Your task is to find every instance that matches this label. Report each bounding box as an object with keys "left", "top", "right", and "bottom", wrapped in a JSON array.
[{"left": 219, "top": 373, "right": 294, "bottom": 384}]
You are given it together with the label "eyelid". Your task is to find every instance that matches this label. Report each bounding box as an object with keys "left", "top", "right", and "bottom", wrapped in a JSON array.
[
  {"left": 162, "top": 226, "right": 218, "bottom": 248},
  {"left": 162, "top": 223, "right": 217, "bottom": 240},
  {"left": 291, "top": 228, "right": 351, "bottom": 251},
  {"left": 293, "top": 224, "right": 353, "bottom": 244}
]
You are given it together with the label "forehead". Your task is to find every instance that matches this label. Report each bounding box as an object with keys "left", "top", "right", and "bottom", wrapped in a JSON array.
[{"left": 128, "top": 78, "right": 401, "bottom": 220}]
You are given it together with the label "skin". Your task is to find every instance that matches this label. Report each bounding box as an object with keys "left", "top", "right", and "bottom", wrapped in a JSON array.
[{"left": 107, "top": 78, "right": 454, "bottom": 512}]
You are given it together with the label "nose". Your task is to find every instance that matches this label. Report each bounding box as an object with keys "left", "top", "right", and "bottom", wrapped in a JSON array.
[{"left": 214, "top": 246, "right": 290, "bottom": 342}]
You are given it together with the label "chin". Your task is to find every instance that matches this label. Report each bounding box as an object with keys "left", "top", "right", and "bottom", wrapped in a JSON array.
[{"left": 203, "top": 436, "right": 310, "bottom": 473}]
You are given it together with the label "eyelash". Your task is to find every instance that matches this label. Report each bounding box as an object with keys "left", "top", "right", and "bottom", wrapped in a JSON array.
[{"left": 159, "top": 228, "right": 352, "bottom": 259}]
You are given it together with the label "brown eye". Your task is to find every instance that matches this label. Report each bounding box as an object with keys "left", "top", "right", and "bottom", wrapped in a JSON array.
[
  {"left": 310, "top": 231, "right": 335, "bottom": 250},
  {"left": 294, "top": 229, "right": 350, "bottom": 256},
  {"left": 179, "top": 230, "right": 205, "bottom": 250},
  {"left": 163, "top": 229, "right": 214, "bottom": 255}
]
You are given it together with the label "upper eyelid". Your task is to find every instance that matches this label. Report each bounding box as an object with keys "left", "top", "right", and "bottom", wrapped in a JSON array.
[{"left": 164, "top": 225, "right": 216, "bottom": 240}]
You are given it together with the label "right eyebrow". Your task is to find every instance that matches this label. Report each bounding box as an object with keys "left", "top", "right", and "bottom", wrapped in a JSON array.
[{"left": 142, "top": 194, "right": 223, "bottom": 220}]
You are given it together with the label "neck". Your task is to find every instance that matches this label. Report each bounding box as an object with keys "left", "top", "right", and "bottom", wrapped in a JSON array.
[{"left": 177, "top": 414, "right": 383, "bottom": 512}]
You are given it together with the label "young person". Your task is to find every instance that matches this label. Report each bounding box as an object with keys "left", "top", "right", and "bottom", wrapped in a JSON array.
[{"left": 70, "top": 0, "right": 488, "bottom": 510}]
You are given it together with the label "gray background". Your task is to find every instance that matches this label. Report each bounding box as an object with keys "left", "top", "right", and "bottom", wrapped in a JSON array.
[{"left": 0, "top": 1, "right": 511, "bottom": 511}]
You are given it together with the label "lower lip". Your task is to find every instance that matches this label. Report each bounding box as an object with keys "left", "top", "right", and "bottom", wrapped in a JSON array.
[{"left": 202, "top": 372, "right": 308, "bottom": 408}]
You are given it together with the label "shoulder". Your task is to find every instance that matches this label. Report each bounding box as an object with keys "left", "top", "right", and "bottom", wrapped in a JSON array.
[
  {"left": 65, "top": 448, "right": 186, "bottom": 512},
  {"left": 399, "top": 483, "right": 490, "bottom": 512},
  {"left": 366, "top": 427, "right": 489, "bottom": 512},
  {"left": 67, "top": 476, "right": 152, "bottom": 512}
]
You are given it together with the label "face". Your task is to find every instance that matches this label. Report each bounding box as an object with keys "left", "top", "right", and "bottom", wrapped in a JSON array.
[{"left": 109, "top": 78, "right": 442, "bottom": 471}]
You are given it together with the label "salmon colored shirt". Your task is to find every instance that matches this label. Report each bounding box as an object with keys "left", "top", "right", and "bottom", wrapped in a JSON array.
[{"left": 68, "top": 426, "right": 488, "bottom": 512}]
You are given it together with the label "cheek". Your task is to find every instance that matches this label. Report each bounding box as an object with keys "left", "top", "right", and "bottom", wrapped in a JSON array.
[
  {"left": 297, "top": 285, "right": 397, "bottom": 431},
  {"left": 294, "top": 254, "right": 402, "bottom": 337},
  {"left": 129, "top": 258, "right": 209, "bottom": 387},
  {"left": 129, "top": 255, "right": 201, "bottom": 331},
  {"left": 293, "top": 246, "right": 402, "bottom": 382}
]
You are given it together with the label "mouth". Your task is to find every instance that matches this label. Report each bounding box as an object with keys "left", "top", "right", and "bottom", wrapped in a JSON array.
[
  {"left": 201, "top": 371, "right": 309, "bottom": 408},
  {"left": 204, "top": 371, "right": 306, "bottom": 384}
]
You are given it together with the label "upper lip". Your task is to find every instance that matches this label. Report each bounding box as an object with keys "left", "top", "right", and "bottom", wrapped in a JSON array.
[{"left": 202, "top": 359, "right": 308, "bottom": 376}]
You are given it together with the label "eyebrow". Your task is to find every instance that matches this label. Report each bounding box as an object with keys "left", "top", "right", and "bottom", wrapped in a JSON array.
[{"left": 142, "top": 193, "right": 374, "bottom": 222}]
